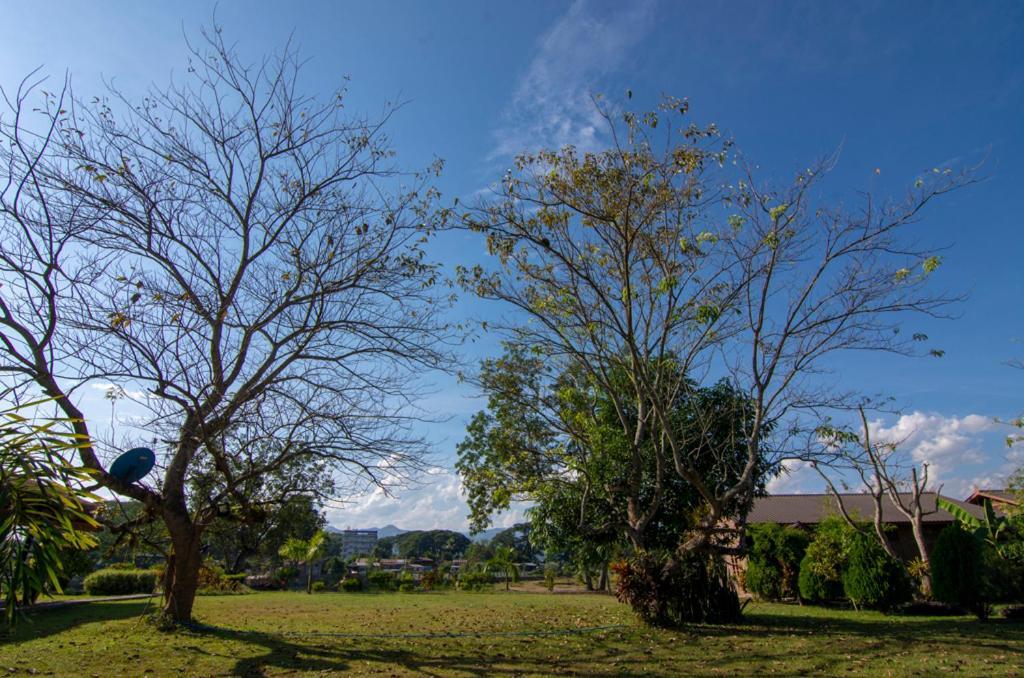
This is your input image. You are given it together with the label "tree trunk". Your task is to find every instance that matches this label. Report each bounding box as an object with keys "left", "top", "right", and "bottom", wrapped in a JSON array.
[
  {"left": 598, "top": 563, "right": 609, "bottom": 592},
  {"left": 582, "top": 568, "right": 594, "bottom": 591},
  {"left": 307, "top": 563, "right": 313, "bottom": 594},
  {"left": 909, "top": 517, "right": 932, "bottom": 597},
  {"left": 163, "top": 517, "right": 204, "bottom": 624}
]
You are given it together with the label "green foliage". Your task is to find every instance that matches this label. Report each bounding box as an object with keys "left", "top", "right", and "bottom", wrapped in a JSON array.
[
  {"left": 398, "top": 571, "right": 418, "bottom": 593},
  {"left": 339, "top": 576, "right": 362, "bottom": 592},
  {"left": 931, "top": 522, "right": 986, "bottom": 616},
  {"left": 543, "top": 563, "right": 557, "bottom": 591},
  {"left": 613, "top": 550, "right": 741, "bottom": 626},
  {"left": 490, "top": 524, "right": 537, "bottom": 562},
  {"left": 82, "top": 568, "right": 157, "bottom": 596},
  {"left": 311, "top": 581, "right": 326, "bottom": 593},
  {"left": 797, "top": 515, "right": 857, "bottom": 603},
  {"left": 373, "top": 530, "right": 470, "bottom": 561},
  {"left": 202, "top": 494, "right": 324, "bottom": 573},
  {"left": 798, "top": 554, "right": 841, "bottom": 602},
  {"left": 195, "top": 561, "right": 249, "bottom": 594},
  {"left": 842, "top": 533, "right": 912, "bottom": 611},
  {"left": 0, "top": 405, "right": 100, "bottom": 625},
  {"left": 744, "top": 524, "right": 809, "bottom": 600},
  {"left": 367, "top": 569, "right": 396, "bottom": 591},
  {"left": 278, "top": 530, "right": 328, "bottom": 594},
  {"left": 457, "top": 570, "right": 493, "bottom": 591},
  {"left": 484, "top": 545, "right": 519, "bottom": 591}
]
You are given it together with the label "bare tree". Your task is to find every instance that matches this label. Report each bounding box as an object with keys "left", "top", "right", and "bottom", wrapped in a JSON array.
[
  {"left": 460, "top": 96, "right": 971, "bottom": 616},
  {"left": 0, "top": 28, "right": 451, "bottom": 623},
  {"left": 813, "top": 406, "right": 941, "bottom": 593}
]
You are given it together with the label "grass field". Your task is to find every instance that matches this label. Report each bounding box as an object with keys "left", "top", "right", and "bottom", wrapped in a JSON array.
[{"left": 2, "top": 590, "right": 1023, "bottom": 676}]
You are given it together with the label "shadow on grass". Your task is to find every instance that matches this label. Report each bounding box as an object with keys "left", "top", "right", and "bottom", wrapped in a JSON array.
[
  {"left": 1, "top": 600, "right": 156, "bottom": 644},
  {"left": 183, "top": 623, "right": 662, "bottom": 677}
]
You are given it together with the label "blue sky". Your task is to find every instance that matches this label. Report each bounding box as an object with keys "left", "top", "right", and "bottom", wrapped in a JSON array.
[{"left": 3, "top": 0, "right": 1021, "bottom": 529}]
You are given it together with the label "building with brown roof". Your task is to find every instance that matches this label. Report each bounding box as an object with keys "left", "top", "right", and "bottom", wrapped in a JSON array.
[
  {"left": 746, "top": 492, "right": 985, "bottom": 562},
  {"left": 965, "top": 489, "right": 1020, "bottom": 514}
]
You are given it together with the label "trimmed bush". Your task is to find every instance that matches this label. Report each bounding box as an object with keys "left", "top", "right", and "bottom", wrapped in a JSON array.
[
  {"left": 842, "top": 532, "right": 912, "bottom": 611},
  {"left": 931, "top": 522, "right": 987, "bottom": 617},
  {"left": 83, "top": 568, "right": 158, "bottom": 596},
  {"left": 339, "top": 577, "right": 363, "bottom": 592},
  {"left": 614, "top": 550, "right": 741, "bottom": 627},
  {"left": 311, "top": 581, "right": 327, "bottom": 592}
]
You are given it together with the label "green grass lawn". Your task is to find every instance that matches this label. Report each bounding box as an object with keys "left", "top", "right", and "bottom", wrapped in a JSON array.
[{"left": 1, "top": 591, "right": 1022, "bottom": 676}]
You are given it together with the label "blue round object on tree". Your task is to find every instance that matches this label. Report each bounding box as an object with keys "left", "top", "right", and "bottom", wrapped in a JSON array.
[{"left": 109, "top": 447, "right": 155, "bottom": 484}]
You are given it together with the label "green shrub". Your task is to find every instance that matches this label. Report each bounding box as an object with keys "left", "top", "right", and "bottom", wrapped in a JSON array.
[
  {"left": 367, "top": 570, "right": 396, "bottom": 591},
  {"left": 798, "top": 516, "right": 857, "bottom": 603},
  {"left": 842, "top": 532, "right": 911, "bottom": 611},
  {"left": 311, "top": 581, "right": 326, "bottom": 593},
  {"left": 194, "top": 562, "right": 248, "bottom": 594},
  {"left": 275, "top": 565, "right": 298, "bottom": 583},
  {"left": 83, "top": 568, "right": 158, "bottom": 596},
  {"left": 457, "top": 570, "right": 493, "bottom": 591},
  {"left": 339, "top": 577, "right": 363, "bottom": 592},
  {"left": 744, "top": 524, "right": 809, "bottom": 601},
  {"left": 613, "top": 550, "right": 741, "bottom": 626},
  {"left": 543, "top": 563, "right": 557, "bottom": 591},
  {"left": 398, "top": 571, "right": 418, "bottom": 593},
  {"left": 798, "top": 552, "right": 843, "bottom": 602},
  {"left": 932, "top": 522, "right": 987, "bottom": 617}
]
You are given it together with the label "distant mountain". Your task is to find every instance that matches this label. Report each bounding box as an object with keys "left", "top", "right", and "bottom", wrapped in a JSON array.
[
  {"left": 324, "top": 524, "right": 407, "bottom": 537},
  {"left": 323, "top": 523, "right": 506, "bottom": 542},
  {"left": 467, "top": 526, "right": 505, "bottom": 543},
  {"left": 373, "top": 524, "right": 408, "bottom": 539}
]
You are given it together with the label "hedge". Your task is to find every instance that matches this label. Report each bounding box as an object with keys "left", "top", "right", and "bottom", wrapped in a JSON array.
[{"left": 83, "top": 568, "right": 158, "bottom": 596}]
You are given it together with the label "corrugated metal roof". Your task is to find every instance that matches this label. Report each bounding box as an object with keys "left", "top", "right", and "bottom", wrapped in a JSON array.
[
  {"left": 966, "top": 489, "right": 1020, "bottom": 506},
  {"left": 747, "top": 492, "right": 985, "bottom": 525}
]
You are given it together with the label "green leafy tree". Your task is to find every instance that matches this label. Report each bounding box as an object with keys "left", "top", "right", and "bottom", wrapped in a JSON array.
[
  {"left": 203, "top": 494, "right": 324, "bottom": 574},
  {"left": 278, "top": 530, "right": 328, "bottom": 594},
  {"left": 0, "top": 406, "right": 99, "bottom": 625},
  {"left": 490, "top": 524, "right": 538, "bottom": 562},
  {"left": 485, "top": 545, "right": 519, "bottom": 591}
]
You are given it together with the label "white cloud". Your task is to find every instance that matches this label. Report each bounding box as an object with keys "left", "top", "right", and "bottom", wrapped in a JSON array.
[
  {"left": 867, "top": 412, "right": 1001, "bottom": 496},
  {"left": 766, "top": 458, "right": 819, "bottom": 494},
  {"left": 490, "top": 0, "right": 656, "bottom": 160},
  {"left": 323, "top": 468, "right": 528, "bottom": 533}
]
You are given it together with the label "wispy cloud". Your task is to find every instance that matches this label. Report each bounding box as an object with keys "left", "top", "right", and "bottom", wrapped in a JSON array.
[{"left": 489, "top": 0, "right": 656, "bottom": 160}]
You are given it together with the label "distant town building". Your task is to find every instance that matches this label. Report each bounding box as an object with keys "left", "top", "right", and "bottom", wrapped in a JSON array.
[{"left": 340, "top": 529, "right": 378, "bottom": 559}]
